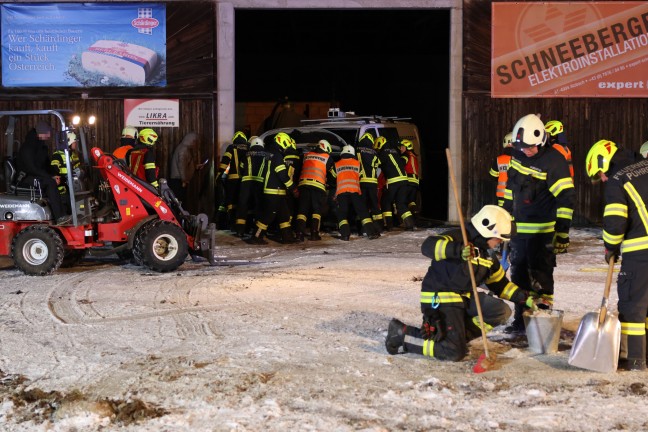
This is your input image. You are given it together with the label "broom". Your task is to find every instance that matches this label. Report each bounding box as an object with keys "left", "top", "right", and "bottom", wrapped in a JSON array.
[{"left": 445, "top": 148, "right": 497, "bottom": 373}]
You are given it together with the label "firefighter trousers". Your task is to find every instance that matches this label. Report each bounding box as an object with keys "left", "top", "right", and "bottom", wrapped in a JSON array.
[
  {"left": 617, "top": 256, "right": 648, "bottom": 362},
  {"left": 402, "top": 292, "right": 511, "bottom": 361}
]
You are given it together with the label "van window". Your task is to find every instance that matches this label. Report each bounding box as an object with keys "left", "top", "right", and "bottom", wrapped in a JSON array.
[
  {"left": 379, "top": 128, "right": 401, "bottom": 144},
  {"left": 323, "top": 128, "right": 358, "bottom": 146}
]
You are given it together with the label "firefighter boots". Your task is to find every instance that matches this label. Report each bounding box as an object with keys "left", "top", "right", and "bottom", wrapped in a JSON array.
[
  {"left": 618, "top": 358, "right": 647, "bottom": 371},
  {"left": 249, "top": 228, "right": 268, "bottom": 245},
  {"left": 385, "top": 318, "right": 407, "bottom": 355}
]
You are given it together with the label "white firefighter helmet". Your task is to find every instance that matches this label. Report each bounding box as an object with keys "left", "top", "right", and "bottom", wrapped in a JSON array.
[
  {"left": 640, "top": 140, "right": 648, "bottom": 158},
  {"left": 67, "top": 132, "right": 78, "bottom": 146},
  {"left": 512, "top": 114, "right": 547, "bottom": 149},
  {"left": 502, "top": 132, "right": 513, "bottom": 148},
  {"left": 250, "top": 136, "right": 264, "bottom": 148},
  {"left": 471, "top": 205, "right": 514, "bottom": 241},
  {"left": 341, "top": 145, "right": 355, "bottom": 156},
  {"left": 121, "top": 126, "right": 138, "bottom": 139}
]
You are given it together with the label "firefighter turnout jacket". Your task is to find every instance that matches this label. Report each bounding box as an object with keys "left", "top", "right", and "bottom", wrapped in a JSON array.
[
  {"left": 127, "top": 145, "right": 159, "bottom": 187},
  {"left": 218, "top": 141, "right": 248, "bottom": 180},
  {"left": 603, "top": 158, "right": 648, "bottom": 257},
  {"left": 403, "top": 226, "right": 527, "bottom": 361},
  {"left": 503, "top": 146, "right": 575, "bottom": 236},
  {"left": 602, "top": 157, "right": 648, "bottom": 364}
]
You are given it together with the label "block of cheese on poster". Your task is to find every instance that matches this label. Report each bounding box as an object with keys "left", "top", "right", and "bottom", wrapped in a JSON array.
[{"left": 81, "top": 40, "right": 159, "bottom": 85}]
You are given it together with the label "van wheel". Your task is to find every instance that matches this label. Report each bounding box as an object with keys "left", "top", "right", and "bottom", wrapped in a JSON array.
[
  {"left": 134, "top": 220, "right": 188, "bottom": 273},
  {"left": 11, "top": 225, "right": 64, "bottom": 276}
]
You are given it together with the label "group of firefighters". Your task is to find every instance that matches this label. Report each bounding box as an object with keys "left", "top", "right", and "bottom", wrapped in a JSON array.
[
  {"left": 386, "top": 112, "right": 648, "bottom": 372},
  {"left": 215, "top": 130, "right": 421, "bottom": 245},
  {"left": 37, "top": 113, "right": 648, "bottom": 371}
]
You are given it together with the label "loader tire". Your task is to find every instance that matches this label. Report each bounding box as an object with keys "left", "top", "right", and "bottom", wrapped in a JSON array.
[
  {"left": 11, "top": 225, "right": 64, "bottom": 276},
  {"left": 134, "top": 220, "right": 188, "bottom": 273}
]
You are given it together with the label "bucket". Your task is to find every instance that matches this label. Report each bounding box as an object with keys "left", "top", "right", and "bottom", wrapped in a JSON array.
[{"left": 524, "top": 309, "right": 564, "bottom": 354}]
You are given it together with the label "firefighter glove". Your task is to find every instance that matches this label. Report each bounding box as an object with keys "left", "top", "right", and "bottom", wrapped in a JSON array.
[
  {"left": 605, "top": 249, "right": 619, "bottom": 264},
  {"left": 524, "top": 296, "right": 552, "bottom": 311},
  {"left": 421, "top": 308, "right": 445, "bottom": 342},
  {"left": 552, "top": 232, "right": 569, "bottom": 254},
  {"left": 461, "top": 243, "right": 475, "bottom": 261}
]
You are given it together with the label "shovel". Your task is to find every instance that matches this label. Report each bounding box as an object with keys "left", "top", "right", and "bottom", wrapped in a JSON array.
[{"left": 568, "top": 259, "right": 621, "bottom": 373}]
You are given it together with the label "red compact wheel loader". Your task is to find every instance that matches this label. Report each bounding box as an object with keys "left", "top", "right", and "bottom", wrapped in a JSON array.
[{"left": 0, "top": 109, "right": 217, "bottom": 275}]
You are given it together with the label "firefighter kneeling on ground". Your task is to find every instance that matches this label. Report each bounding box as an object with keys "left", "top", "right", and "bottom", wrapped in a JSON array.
[{"left": 385, "top": 205, "right": 547, "bottom": 361}]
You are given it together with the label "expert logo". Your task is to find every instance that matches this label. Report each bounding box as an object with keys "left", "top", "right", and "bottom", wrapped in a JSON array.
[{"left": 598, "top": 81, "right": 645, "bottom": 90}]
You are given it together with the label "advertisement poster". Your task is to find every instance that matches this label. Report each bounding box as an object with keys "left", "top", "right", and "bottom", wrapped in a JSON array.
[
  {"left": 1, "top": 3, "right": 166, "bottom": 87},
  {"left": 492, "top": 2, "right": 648, "bottom": 97},
  {"left": 124, "top": 99, "right": 179, "bottom": 128}
]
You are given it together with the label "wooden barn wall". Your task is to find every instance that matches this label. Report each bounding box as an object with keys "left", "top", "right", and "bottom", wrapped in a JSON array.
[
  {"left": 0, "top": 2, "right": 216, "bottom": 215},
  {"left": 463, "top": 0, "right": 648, "bottom": 225}
]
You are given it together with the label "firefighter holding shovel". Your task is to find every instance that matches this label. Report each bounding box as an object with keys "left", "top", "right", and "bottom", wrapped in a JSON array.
[
  {"left": 585, "top": 139, "right": 646, "bottom": 371},
  {"left": 385, "top": 205, "right": 545, "bottom": 362}
]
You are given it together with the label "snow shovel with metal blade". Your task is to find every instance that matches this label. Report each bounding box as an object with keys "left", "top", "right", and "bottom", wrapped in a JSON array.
[{"left": 568, "top": 259, "right": 621, "bottom": 373}]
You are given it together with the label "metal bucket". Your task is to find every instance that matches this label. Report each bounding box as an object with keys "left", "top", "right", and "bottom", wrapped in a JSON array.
[{"left": 524, "top": 309, "right": 564, "bottom": 354}]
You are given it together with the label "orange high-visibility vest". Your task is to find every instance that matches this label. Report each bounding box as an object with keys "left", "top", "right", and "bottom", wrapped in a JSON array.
[
  {"left": 495, "top": 153, "right": 512, "bottom": 199},
  {"left": 299, "top": 152, "right": 329, "bottom": 191},
  {"left": 552, "top": 143, "right": 574, "bottom": 178},
  {"left": 113, "top": 145, "right": 132, "bottom": 160},
  {"left": 335, "top": 158, "right": 362, "bottom": 196}
]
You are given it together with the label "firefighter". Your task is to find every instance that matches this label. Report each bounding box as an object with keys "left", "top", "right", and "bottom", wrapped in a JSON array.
[
  {"left": 356, "top": 132, "right": 383, "bottom": 231},
  {"left": 488, "top": 132, "right": 513, "bottom": 207},
  {"left": 375, "top": 136, "right": 415, "bottom": 231},
  {"left": 294, "top": 139, "right": 336, "bottom": 241},
  {"left": 217, "top": 131, "right": 249, "bottom": 230},
  {"left": 249, "top": 132, "right": 298, "bottom": 245},
  {"left": 283, "top": 136, "right": 302, "bottom": 222},
  {"left": 114, "top": 126, "right": 138, "bottom": 161},
  {"left": 399, "top": 138, "right": 420, "bottom": 218},
  {"left": 127, "top": 128, "right": 160, "bottom": 188},
  {"left": 385, "top": 205, "right": 542, "bottom": 361},
  {"left": 332, "top": 145, "right": 380, "bottom": 241},
  {"left": 234, "top": 136, "right": 272, "bottom": 238},
  {"left": 502, "top": 113, "right": 575, "bottom": 334},
  {"left": 545, "top": 120, "right": 574, "bottom": 179},
  {"left": 51, "top": 131, "right": 81, "bottom": 195},
  {"left": 586, "top": 139, "right": 648, "bottom": 370}
]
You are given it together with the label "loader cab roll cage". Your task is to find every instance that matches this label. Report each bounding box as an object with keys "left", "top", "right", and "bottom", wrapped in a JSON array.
[{"left": 0, "top": 109, "right": 95, "bottom": 226}]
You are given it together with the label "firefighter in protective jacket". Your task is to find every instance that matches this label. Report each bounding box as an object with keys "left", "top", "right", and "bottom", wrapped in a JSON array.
[
  {"left": 585, "top": 139, "right": 645, "bottom": 371},
  {"left": 332, "top": 145, "right": 380, "bottom": 241},
  {"left": 356, "top": 132, "right": 383, "bottom": 230},
  {"left": 375, "top": 136, "right": 415, "bottom": 231},
  {"left": 217, "top": 131, "right": 249, "bottom": 228},
  {"left": 294, "top": 139, "right": 336, "bottom": 241},
  {"left": 502, "top": 114, "right": 575, "bottom": 334},
  {"left": 385, "top": 205, "right": 537, "bottom": 361},
  {"left": 249, "top": 132, "right": 297, "bottom": 245},
  {"left": 127, "top": 128, "right": 160, "bottom": 188}
]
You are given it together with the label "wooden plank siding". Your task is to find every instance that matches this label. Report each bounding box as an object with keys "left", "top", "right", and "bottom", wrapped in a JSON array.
[
  {"left": 0, "top": 2, "right": 217, "bottom": 215},
  {"left": 463, "top": 0, "right": 648, "bottom": 225}
]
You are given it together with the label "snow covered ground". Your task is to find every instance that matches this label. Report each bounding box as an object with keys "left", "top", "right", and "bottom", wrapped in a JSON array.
[{"left": 0, "top": 225, "right": 646, "bottom": 431}]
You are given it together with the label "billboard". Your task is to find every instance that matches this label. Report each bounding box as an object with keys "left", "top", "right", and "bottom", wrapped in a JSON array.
[
  {"left": 492, "top": 2, "right": 648, "bottom": 97},
  {"left": 1, "top": 3, "right": 166, "bottom": 87}
]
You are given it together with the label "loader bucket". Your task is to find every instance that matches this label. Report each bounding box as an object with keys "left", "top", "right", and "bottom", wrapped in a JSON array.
[{"left": 196, "top": 222, "right": 217, "bottom": 265}]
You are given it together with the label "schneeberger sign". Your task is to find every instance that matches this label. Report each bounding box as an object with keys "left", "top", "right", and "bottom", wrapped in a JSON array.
[{"left": 492, "top": 2, "right": 648, "bottom": 97}]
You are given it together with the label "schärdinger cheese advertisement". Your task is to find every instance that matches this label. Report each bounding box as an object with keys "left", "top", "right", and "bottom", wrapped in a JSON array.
[
  {"left": 1, "top": 3, "right": 166, "bottom": 87},
  {"left": 492, "top": 2, "right": 648, "bottom": 98}
]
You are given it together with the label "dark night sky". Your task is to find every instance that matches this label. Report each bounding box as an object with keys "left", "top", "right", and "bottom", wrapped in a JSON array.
[{"left": 235, "top": 9, "right": 451, "bottom": 219}]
